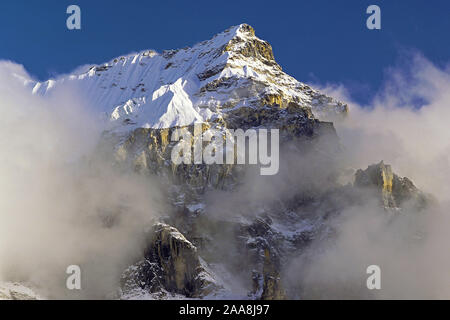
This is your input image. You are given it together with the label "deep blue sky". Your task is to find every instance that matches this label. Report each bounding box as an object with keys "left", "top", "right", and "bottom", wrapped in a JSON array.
[{"left": 0, "top": 0, "right": 448, "bottom": 104}]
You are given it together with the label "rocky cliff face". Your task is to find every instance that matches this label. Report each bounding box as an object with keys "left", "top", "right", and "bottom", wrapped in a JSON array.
[
  {"left": 115, "top": 159, "right": 431, "bottom": 300},
  {"left": 120, "top": 223, "right": 220, "bottom": 299},
  {"left": 355, "top": 161, "right": 430, "bottom": 210},
  {"left": 259, "top": 248, "right": 286, "bottom": 300}
]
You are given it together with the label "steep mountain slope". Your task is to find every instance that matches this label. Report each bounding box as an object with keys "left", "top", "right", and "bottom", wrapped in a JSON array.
[{"left": 31, "top": 24, "right": 347, "bottom": 132}]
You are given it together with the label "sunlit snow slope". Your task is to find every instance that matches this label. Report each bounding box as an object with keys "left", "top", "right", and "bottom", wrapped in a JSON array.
[{"left": 30, "top": 24, "right": 347, "bottom": 131}]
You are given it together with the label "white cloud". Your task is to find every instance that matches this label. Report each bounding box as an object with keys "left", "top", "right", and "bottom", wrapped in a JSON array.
[
  {"left": 0, "top": 61, "right": 166, "bottom": 299},
  {"left": 286, "top": 53, "right": 450, "bottom": 299}
]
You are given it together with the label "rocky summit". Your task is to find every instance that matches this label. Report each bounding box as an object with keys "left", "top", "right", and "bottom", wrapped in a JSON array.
[{"left": 31, "top": 24, "right": 347, "bottom": 131}]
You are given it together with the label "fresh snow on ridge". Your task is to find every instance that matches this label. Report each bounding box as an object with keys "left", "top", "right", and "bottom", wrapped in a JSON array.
[{"left": 30, "top": 24, "right": 347, "bottom": 131}]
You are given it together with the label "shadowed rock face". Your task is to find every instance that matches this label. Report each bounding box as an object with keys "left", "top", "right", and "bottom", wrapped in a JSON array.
[
  {"left": 355, "top": 161, "right": 396, "bottom": 208},
  {"left": 120, "top": 163, "right": 432, "bottom": 300},
  {"left": 111, "top": 103, "right": 339, "bottom": 206},
  {"left": 121, "top": 223, "right": 220, "bottom": 298},
  {"left": 354, "top": 161, "right": 430, "bottom": 210},
  {"left": 260, "top": 248, "right": 286, "bottom": 300}
]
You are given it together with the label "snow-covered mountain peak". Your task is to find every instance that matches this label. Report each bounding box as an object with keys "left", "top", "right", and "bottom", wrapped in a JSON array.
[{"left": 30, "top": 24, "right": 347, "bottom": 131}]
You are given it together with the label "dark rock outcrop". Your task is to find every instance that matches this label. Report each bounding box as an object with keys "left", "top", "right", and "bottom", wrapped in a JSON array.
[
  {"left": 121, "top": 223, "right": 220, "bottom": 298},
  {"left": 354, "top": 161, "right": 430, "bottom": 210},
  {"left": 260, "top": 248, "right": 286, "bottom": 300}
]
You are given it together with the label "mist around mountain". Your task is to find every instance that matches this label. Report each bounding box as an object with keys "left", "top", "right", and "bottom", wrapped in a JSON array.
[{"left": 1, "top": 24, "right": 450, "bottom": 299}]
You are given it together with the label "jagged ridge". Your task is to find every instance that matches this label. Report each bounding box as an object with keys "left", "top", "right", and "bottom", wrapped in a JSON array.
[{"left": 31, "top": 24, "right": 347, "bottom": 132}]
